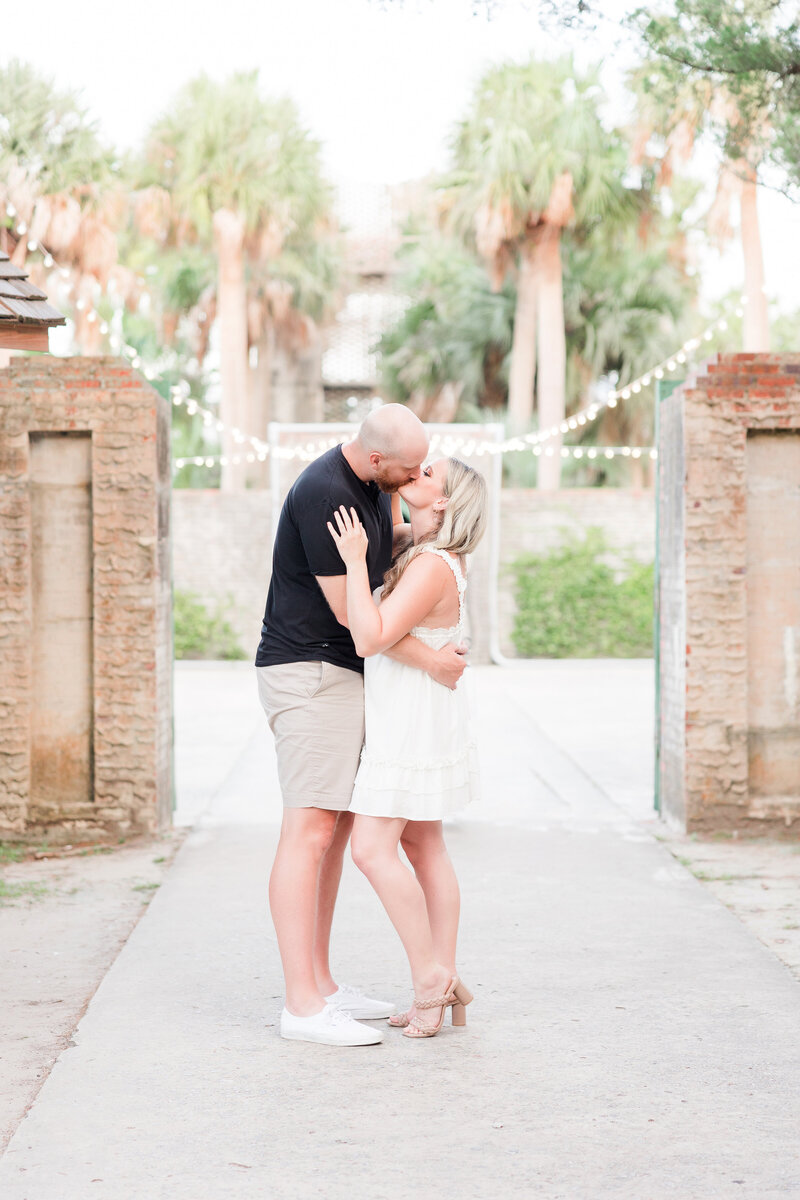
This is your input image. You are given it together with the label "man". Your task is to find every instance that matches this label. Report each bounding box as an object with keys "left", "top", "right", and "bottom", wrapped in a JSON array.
[{"left": 256, "top": 404, "right": 467, "bottom": 1046}]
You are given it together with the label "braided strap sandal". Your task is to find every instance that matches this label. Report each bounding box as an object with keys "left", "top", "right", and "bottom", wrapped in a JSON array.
[{"left": 402, "top": 976, "right": 474, "bottom": 1039}]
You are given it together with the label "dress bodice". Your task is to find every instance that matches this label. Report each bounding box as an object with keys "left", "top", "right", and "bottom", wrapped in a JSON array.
[{"left": 409, "top": 546, "right": 466, "bottom": 646}]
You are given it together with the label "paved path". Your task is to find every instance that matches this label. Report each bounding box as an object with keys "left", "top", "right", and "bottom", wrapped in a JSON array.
[{"left": 1, "top": 663, "right": 799, "bottom": 1199}]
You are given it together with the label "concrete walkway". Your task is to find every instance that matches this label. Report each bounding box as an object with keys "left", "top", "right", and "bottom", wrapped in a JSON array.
[{"left": 1, "top": 662, "right": 799, "bottom": 1199}]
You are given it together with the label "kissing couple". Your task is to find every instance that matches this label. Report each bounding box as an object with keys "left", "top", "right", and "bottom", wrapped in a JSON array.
[{"left": 255, "top": 404, "right": 486, "bottom": 1045}]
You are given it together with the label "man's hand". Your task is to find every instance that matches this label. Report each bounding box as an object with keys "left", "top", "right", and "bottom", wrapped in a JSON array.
[{"left": 428, "top": 642, "right": 468, "bottom": 691}]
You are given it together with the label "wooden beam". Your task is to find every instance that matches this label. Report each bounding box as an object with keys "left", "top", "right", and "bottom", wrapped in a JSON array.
[{"left": 0, "top": 325, "right": 50, "bottom": 352}]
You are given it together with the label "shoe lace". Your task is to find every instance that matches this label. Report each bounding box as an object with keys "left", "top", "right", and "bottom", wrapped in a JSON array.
[
  {"left": 325, "top": 1004, "right": 353, "bottom": 1026},
  {"left": 336, "top": 983, "right": 361, "bottom": 1000}
]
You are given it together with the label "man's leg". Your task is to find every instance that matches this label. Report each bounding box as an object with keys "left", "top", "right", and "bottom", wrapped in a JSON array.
[
  {"left": 313, "top": 810, "right": 354, "bottom": 997},
  {"left": 268, "top": 806, "right": 338, "bottom": 1017}
]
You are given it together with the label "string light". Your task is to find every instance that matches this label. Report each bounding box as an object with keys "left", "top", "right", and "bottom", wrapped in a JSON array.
[
  {"left": 174, "top": 444, "right": 659, "bottom": 471},
  {"left": 11, "top": 222, "right": 739, "bottom": 471}
]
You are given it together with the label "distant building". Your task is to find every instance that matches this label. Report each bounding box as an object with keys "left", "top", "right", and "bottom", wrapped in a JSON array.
[{"left": 322, "top": 179, "right": 431, "bottom": 421}]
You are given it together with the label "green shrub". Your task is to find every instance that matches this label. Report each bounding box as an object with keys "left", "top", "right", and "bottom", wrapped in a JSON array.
[
  {"left": 510, "top": 528, "right": 653, "bottom": 658},
  {"left": 173, "top": 590, "right": 247, "bottom": 660}
]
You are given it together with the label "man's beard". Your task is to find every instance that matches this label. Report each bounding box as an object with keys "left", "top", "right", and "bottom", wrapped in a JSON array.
[{"left": 373, "top": 466, "right": 408, "bottom": 494}]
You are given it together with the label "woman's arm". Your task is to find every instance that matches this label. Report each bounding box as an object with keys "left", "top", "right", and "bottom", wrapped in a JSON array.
[{"left": 327, "top": 506, "right": 446, "bottom": 657}]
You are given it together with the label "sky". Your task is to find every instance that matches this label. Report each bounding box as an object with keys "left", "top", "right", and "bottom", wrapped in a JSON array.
[{"left": 2, "top": 0, "right": 798, "bottom": 311}]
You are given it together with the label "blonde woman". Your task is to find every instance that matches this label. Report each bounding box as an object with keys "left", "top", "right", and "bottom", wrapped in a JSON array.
[{"left": 327, "top": 457, "right": 487, "bottom": 1039}]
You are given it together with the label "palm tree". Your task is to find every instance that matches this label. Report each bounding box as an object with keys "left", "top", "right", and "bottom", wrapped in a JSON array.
[
  {"left": 0, "top": 59, "right": 124, "bottom": 354},
  {"left": 443, "top": 55, "right": 630, "bottom": 488},
  {"left": 141, "top": 72, "right": 335, "bottom": 490},
  {"left": 563, "top": 200, "right": 697, "bottom": 485},
  {"left": 378, "top": 232, "right": 515, "bottom": 419},
  {"left": 629, "top": 62, "right": 770, "bottom": 351}
]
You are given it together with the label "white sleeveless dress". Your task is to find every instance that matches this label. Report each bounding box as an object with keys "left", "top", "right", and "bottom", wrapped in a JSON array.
[{"left": 349, "top": 546, "right": 480, "bottom": 821}]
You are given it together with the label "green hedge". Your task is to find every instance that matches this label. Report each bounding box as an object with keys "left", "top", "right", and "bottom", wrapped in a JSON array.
[
  {"left": 510, "top": 528, "right": 653, "bottom": 658},
  {"left": 173, "top": 590, "right": 247, "bottom": 660}
]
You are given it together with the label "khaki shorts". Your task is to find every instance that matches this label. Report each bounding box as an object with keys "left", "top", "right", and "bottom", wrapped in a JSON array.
[{"left": 256, "top": 661, "right": 365, "bottom": 811}]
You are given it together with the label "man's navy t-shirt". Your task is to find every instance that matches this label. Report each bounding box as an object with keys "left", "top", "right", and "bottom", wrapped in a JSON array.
[{"left": 255, "top": 445, "right": 393, "bottom": 675}]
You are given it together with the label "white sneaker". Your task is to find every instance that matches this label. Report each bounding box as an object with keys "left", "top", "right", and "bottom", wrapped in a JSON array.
[
  {"left": 325, "top": 983, "right": 396, "bottom": 1020},
  {"left": 280, "top": 1003, "right": 384, "bottom": 1046}
]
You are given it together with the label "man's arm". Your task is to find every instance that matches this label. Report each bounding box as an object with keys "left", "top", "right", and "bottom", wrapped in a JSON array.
[
  {"left": 315, "top": 574, "right": 349, "bottom": 627},
  {"left": 383, "top": 635, "right": 468, "bottom": 691},
  {"left": 390, "top": 493, "right": 405, "bottom": 526},
  {"left": 315, "top": 574, "right": 467, "bottom": 691}
]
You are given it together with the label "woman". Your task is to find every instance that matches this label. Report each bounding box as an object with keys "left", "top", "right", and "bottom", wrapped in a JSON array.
[{"left": 327, "top": 456, "right": 487, "bottom": 1039}]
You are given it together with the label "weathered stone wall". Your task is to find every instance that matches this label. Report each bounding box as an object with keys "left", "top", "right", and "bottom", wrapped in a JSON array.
[
  {"left": 0, "top": 358, "right": 172, "bottom": 843},
  {"left": 657, "top": 353, "right": 800, "bottom": 836},
  {"left": 172, "top": 484, "right": 655, "bottom": 662}
]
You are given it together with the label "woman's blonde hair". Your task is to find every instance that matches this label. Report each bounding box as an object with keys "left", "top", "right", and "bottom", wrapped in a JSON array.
[{"left": 382, "top": 458, "right": 488, "bottom": 599}]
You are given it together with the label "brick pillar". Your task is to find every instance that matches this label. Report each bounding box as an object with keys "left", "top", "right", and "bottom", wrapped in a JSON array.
[
  {"left": 657, "top": 353, "right": 800, "bottom": 835},
  {"left": 0, "top": 358, "right": 173, "bottom": 842}
]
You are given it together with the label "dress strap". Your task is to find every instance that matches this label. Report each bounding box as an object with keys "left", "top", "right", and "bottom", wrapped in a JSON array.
[{"left": 419, "top": 545, "right": 466, "bottom": 626}]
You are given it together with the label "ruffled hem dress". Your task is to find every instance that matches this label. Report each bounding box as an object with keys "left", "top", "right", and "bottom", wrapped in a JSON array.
[{"left": 349, "top": 546, "right": 480, "bottom": 821}]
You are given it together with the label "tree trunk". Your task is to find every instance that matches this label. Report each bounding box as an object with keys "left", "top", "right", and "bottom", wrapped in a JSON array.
[
  {"left": 213, "top": 208, "right": 249, "bottom": 492},
  {"left": 535, "top": 226, "right": 566, "bottom": 491},
  {"left": 429, "top": 380, "right": 463, "bottom": 423},
  {"left": 246, "top": 326, "right": 273, "bottom": 489},
  {"left": 507, "top": 241, "right": 537, "bottom": 434},
  {"left": 270, "top": 335, "right": 325, "bottom": 425},
  {"left": 739, "top": 162, "right": 769, "bottom": 352}
]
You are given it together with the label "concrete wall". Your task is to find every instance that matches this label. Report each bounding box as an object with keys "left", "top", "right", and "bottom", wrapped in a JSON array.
[
  {"left": 495, "top": 488, "right": 654, "bottom": 658},
  {"left": 657, "top": 353, "right": 800, "bottom": 836},
  {"left": 172, "top": 484, "right": 655, "bottom": 663},
  {"left": 172, "top": 489, "right": 272, "bottom": 661},
  {"left": 0, "top": 358, "right": 172, "bottom": 843}
]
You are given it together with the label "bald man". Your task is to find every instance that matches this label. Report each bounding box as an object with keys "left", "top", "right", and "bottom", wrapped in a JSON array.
[{"left": 255, "top": 405, "right": 467, "bottom": 1046}]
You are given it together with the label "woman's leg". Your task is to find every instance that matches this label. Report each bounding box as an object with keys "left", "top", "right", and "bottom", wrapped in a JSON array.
[
  {"left": 269, "top": 806, "right": 339, "bottom": 1016},
  {"left": 350, "top": 815, "right": 451, "bottom": 1000},
  {"left": 401, "top": 820, "right": 461, "bottom": 973}
]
